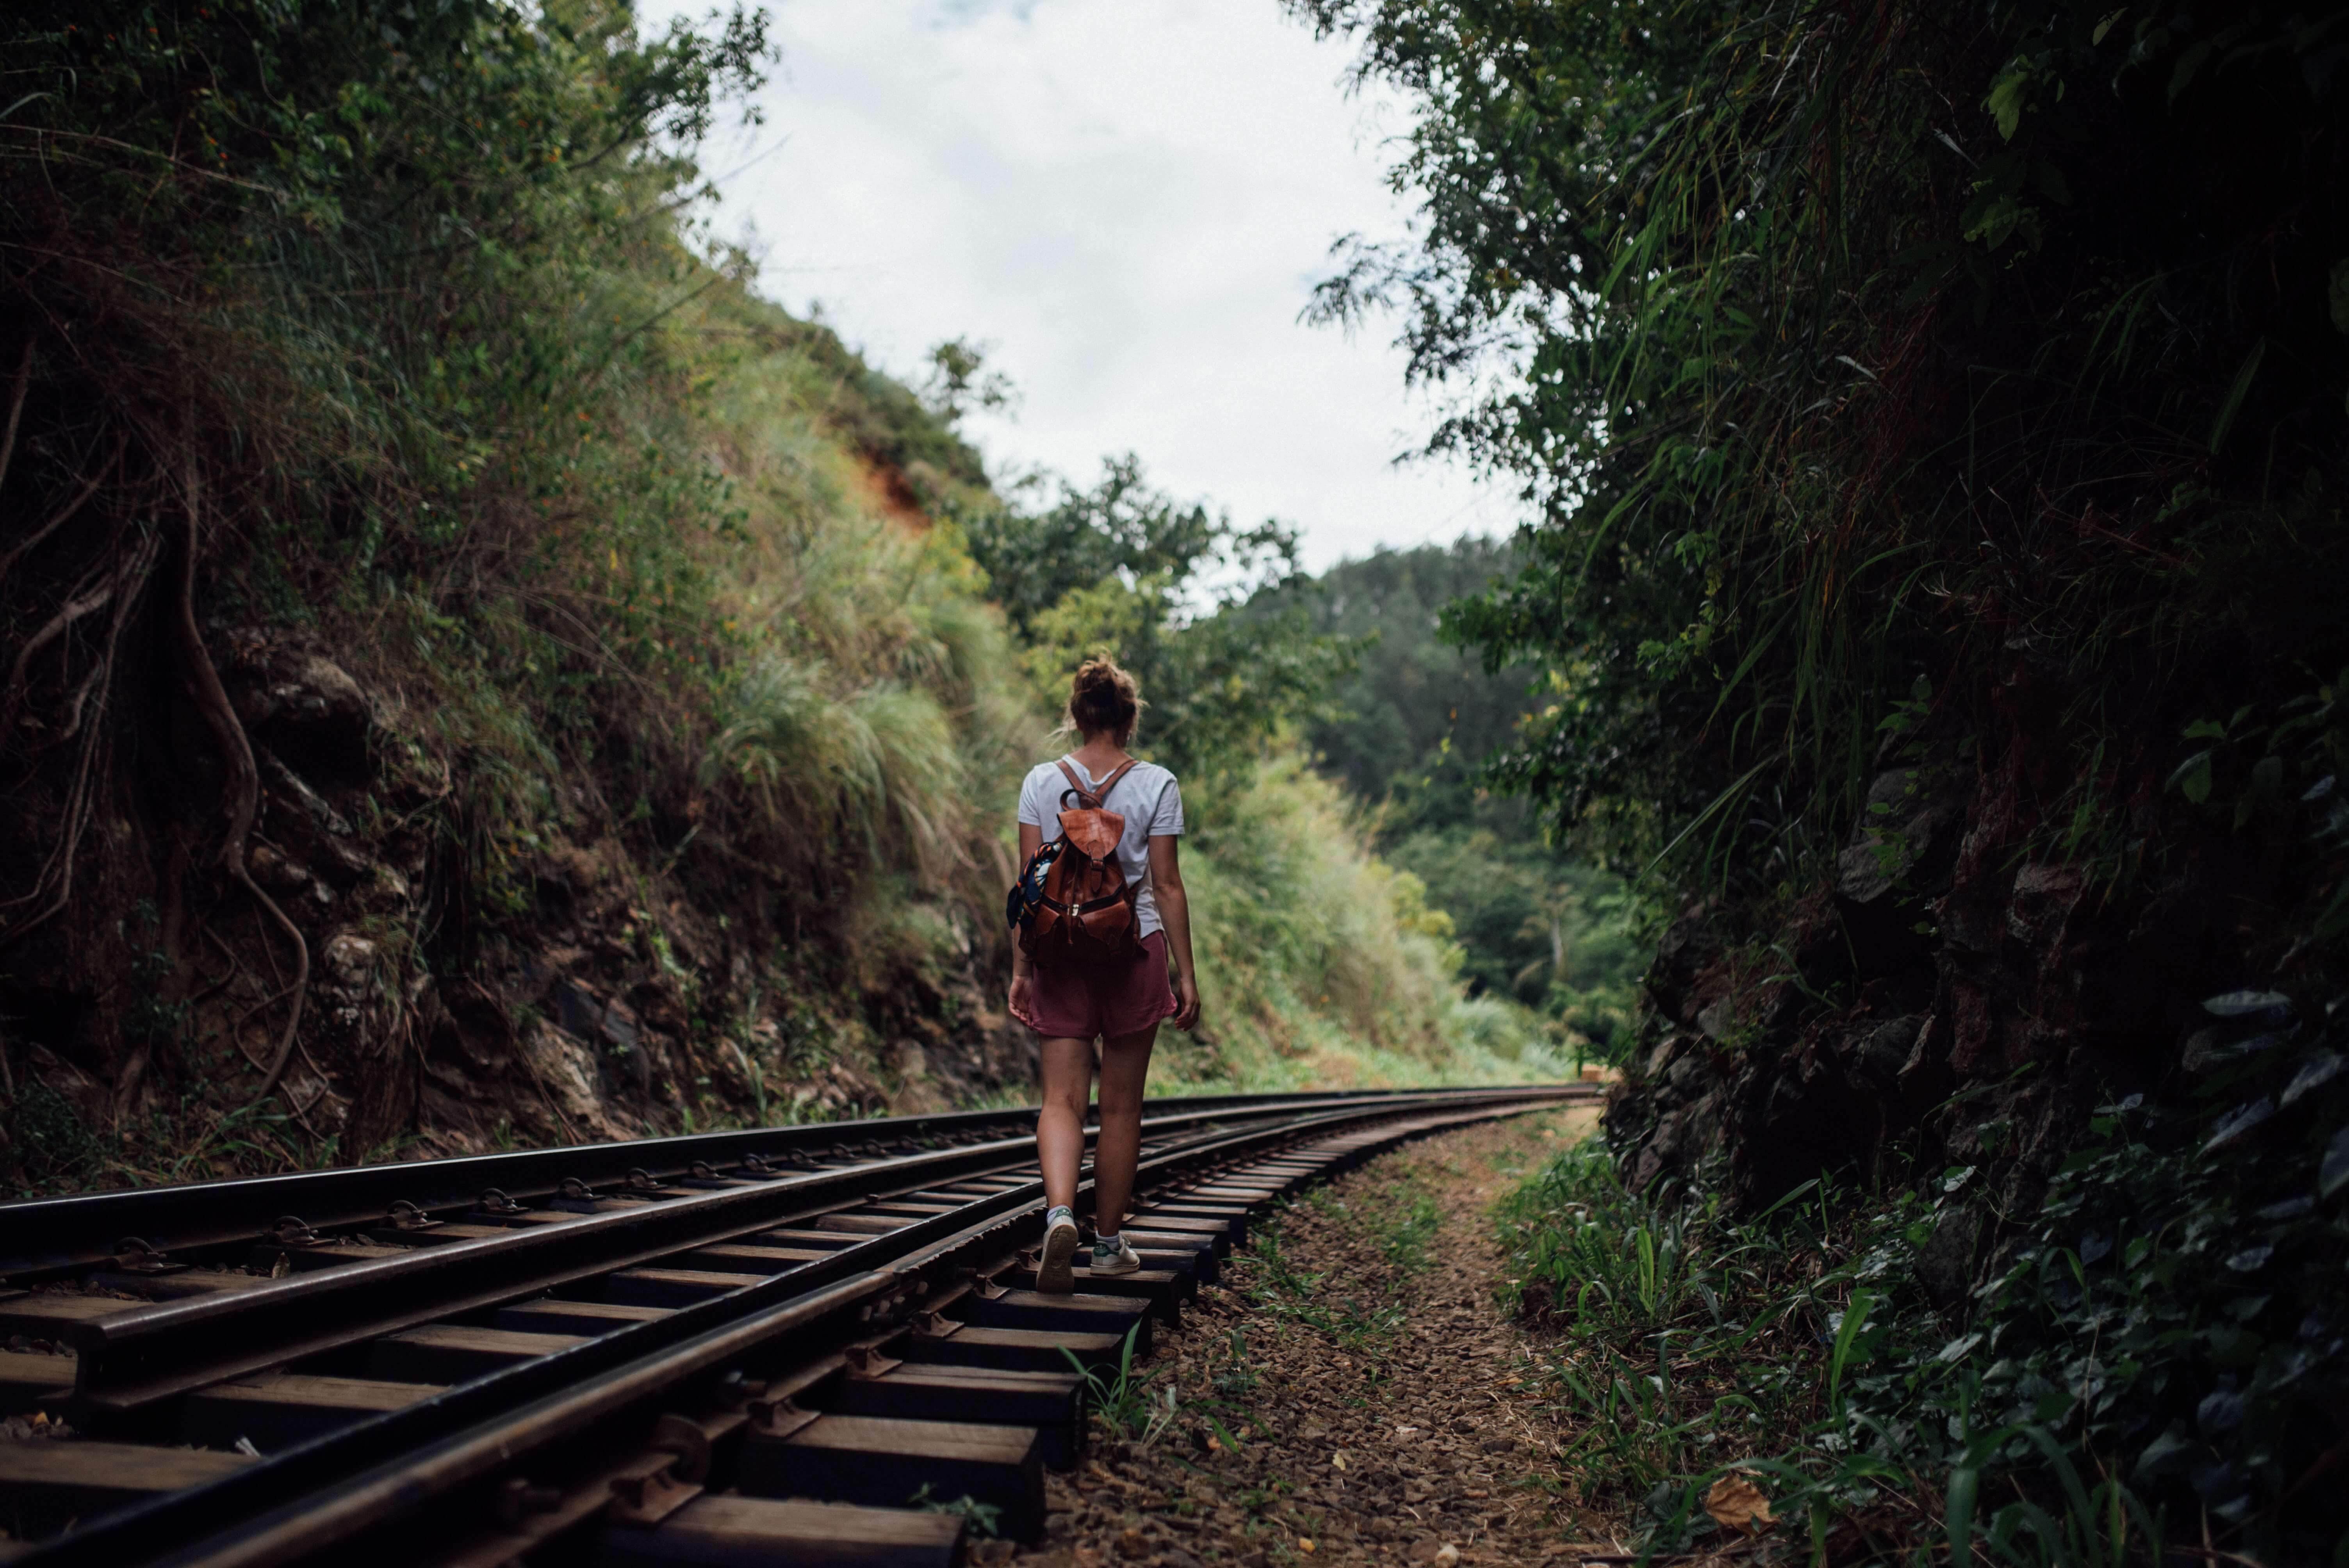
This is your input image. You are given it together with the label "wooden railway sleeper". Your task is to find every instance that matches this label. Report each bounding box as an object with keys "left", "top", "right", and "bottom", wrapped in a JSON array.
[{"left": 6, "top": 1092, "right": 1584, "bottom": 1567}]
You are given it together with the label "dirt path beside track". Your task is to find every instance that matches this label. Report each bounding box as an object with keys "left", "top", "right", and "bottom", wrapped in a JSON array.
[{"left": 1023, "top": 1106, "right": 1611, "bottom": 1568}]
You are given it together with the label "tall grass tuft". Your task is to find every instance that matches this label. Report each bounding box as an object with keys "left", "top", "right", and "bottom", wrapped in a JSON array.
[
  {"left": 707, "top": 661, "right": 968, "bottom": 880},
  {"left": 1495, "top": 1132, "right": 2236, "bottom": 1566},
  {"left": 1162, "top": 755, "right": 1574, "bottom": 1092}
]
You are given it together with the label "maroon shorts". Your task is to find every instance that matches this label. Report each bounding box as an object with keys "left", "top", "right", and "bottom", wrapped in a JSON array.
[{"left": 1029, "top": 932, "right": 1176, "bottom": 1041}]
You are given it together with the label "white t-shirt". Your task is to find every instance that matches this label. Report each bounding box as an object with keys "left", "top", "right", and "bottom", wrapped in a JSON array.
[{"left": 1016, "top": 756, "right": 1184, "bottom": 938}]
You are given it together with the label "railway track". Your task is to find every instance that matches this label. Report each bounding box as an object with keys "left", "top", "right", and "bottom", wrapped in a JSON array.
[{"left": 0, "top": 1084, "right": 1590, "bottom": 1567}]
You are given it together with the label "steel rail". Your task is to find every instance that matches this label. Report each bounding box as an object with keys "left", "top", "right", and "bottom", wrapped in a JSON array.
[
  {"left": 18, "top": 1087, "right": 1586, "bottom": 1568},
  {"left": 0, "top": 1086, "right": 1537, "bottom": 1278},
  {"left": 50, "top": 1090, "right": 1541, "bottom": 1409}
]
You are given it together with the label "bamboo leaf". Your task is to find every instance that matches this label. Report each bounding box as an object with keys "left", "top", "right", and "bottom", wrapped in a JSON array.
[
  {"left": 1946, "top": 1468, "right": 1980, "bottom": 1568},
  {"left": 2207, "top": 338, "right": 2267, "bottom": 452}
]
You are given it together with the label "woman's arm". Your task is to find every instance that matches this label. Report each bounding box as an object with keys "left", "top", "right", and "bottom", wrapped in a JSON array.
[
  {"left": 1007, "top": 821, "right": 1043, "bottom": 1029},
  {"left": 1148, "top": 833, "right": 1201, "bottom": 1032}
]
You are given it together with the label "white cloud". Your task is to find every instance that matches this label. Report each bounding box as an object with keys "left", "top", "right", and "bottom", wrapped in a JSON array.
[{"left": 643, "top": 0, "right": 1515, "bottom": 571}]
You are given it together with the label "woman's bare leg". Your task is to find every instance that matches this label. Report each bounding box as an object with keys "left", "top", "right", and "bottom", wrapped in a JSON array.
[
  {"left": 1091, "top": 1025, "right": 1158, "bottom": 1236},
  {"left": 1037, "top": 1035, "right": 1096, "bottom": 1213}
]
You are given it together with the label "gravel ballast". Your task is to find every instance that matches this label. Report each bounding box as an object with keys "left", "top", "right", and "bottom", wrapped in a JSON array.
[{"left": 1019, "top": 1107, "right": 1610, "bottom": 1568}]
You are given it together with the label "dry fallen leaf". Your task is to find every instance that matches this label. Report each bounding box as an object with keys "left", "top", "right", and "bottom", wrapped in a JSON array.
[
  {"left": 1331, "top": 1452, "right": 1348, "bottom": 1470},
  {"left": 1703, "top": 1474, "right": 1776, "bottom": 1535},
  {"left": 1119, "top": 1528, "right": 1150, "bottom": 1559},
  {"left": 1434, "top": 1545, "right": 1461, "bottom": 1568}
]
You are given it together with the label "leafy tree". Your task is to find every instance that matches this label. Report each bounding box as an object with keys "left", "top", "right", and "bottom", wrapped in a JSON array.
[
  {"left": 1288, "top": 0, "right": 2349, "bottom": 899},
  {"left": 920, "top": 338, "right": 1019, "bottom": 428},
  {"left": 1292, "top": 0, "right": 2349, "bottom": 1548},
  {"left": 1260, "top": 538, "right": 1533, "bottom": 810},
  {"left": 961, "top": 456, "right": 1289, "bottom": 634},
  {"left": 1239, "top": 541, "right": 1641, "bottom": 1039},
  {"left": 961, "top": 459, "right": 1346, "bottom": 788}
]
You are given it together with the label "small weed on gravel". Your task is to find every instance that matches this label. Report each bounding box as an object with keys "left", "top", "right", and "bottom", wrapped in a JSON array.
[{"left": 1065, "top": 1326, "right": 1183, "bottom": 1446}]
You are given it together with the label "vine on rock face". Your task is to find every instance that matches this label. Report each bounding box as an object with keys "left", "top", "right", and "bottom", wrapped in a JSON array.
[{"left": 171, "top": 448, "right": 307, "bottom": 1105}]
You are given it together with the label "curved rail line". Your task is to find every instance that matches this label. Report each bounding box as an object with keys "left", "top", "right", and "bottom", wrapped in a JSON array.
[{"left": 0, "top": 1084, "right": 1592, "bottom": 1566}]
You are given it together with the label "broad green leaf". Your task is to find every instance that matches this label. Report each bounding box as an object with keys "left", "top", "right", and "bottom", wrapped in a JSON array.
[
  {"left": 1946, "top": 1466, "right": 1980, "bottom": 1568},
  {"left": 2208, "top": 338, "right": 2267, "bottom": 452},
  {"left": 2167, "top": 750, "right": 2213, "bottom": 804},
  {"left": 1986, "top": 64, "right": 2034, "bottom": 140},
  {"left": 2169, "top": 38, "right": 2217, "bottom": 104}
]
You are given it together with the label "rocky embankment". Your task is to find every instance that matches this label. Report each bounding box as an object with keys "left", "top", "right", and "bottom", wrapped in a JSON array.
[
  {"left": 2, "top": 629, "right": 1030, "bottom": 1181},
  {"left": 1609, "top": 717, "right": 2295, "bottom": 1303}
]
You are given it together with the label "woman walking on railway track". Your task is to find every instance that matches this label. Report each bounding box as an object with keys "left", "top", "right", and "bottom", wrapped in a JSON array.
[{"left": 1006, "top": 657, "right": 1201, "bottom": 1293}]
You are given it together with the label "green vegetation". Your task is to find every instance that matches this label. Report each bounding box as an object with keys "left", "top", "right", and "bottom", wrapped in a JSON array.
[
  {"left": 1259, "top": 540, "right": 1642, "bottom": 1047},
  {"left": 962, "top": 455, "right": 1346, "bottom": 792},
  {"left": 1293, "top": 0, "right": 2349, "bottom": 900},
  {"left": 1289, "top": 0, "right": 2349, "bottom": 1561},
  {"left": 0, "top": 0, "right": 1588, "bottom": 1194},
  {"left": 1061, "top": 1324, "right": 1182, "bottom": 1449},
  {"left": 1498, "top": 1142, "right": 1915, "bottom": 1539},
  {"left": 1502, "top": 1020, "right": 2349, "bottom": 1566},
  {"left": 963, "top": 470, "right": 1576, "bottom": 1090}
]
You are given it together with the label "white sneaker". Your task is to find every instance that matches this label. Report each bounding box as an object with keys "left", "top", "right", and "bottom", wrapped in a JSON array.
[
  {"left": 1038, "top": 1206, "right": 1081, "bottom": 1294},
  {"left": 1089, "top": 1234, "right": 1141, "bottom": 1275}
]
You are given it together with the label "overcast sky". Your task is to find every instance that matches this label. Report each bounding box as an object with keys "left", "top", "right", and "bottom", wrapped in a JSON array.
[{"left": 646, "top": 0, "right": 1516, "bottom": 572}]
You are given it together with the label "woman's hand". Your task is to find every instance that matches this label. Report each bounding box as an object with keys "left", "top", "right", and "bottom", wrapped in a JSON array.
[
  {"left": 1171, "top": 973, "right": 1201, "bottom": 1032},
  {"left": 1008, "top": 970, "right": 1037, "bottom": 1030}
]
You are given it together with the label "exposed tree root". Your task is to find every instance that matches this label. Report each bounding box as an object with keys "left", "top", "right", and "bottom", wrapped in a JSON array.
[
  {"left": 3, "top": 561, "right": 116, "bottom": 722},
  {"left": 173, "top": 448, "right": 309, "bottom": 1106},
  {"left": 228, "top": 983, "right": 301, "bottom": 1058},
  {"left": 0, "top": 526, "right": 157, "bottom": 950},
  {"left": 191, "top": 925, "right": 248, "bottom": 1006},
  {"left": 0, "top": 339, "right": 30, "bottom": 501},
  {"left": 0, "top": 434, "right": 120, "bottom": 586}
]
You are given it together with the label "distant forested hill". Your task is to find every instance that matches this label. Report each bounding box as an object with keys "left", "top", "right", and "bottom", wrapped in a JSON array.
[{"left": 1251, "top": 542, "right": 1640, "bottom": 1045}]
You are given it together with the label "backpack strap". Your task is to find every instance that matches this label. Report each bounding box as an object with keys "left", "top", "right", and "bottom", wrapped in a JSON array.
[{"left": 1056, "top": 756, "right": 1142, "bottom": 811}]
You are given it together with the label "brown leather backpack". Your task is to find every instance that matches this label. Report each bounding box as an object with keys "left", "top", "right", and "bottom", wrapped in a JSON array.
[{"left": 1016, "top": 757, "right": 1147, "bottom": 967}]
